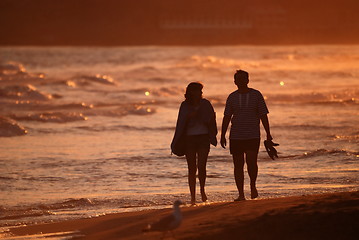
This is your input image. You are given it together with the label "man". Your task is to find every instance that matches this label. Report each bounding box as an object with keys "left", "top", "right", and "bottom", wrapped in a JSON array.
[{"left": 221, "top": 70, "right": 273, "bottom": 201}]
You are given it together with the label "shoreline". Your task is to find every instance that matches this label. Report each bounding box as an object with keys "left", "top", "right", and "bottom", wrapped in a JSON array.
[{"left": 5, "top": 191, "right": 359, "bottom": 240}]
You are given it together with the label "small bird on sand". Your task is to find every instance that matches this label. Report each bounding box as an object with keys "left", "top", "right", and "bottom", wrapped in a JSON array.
[{"left": 143, "top": 200, "right": 183, "bottom": 239}]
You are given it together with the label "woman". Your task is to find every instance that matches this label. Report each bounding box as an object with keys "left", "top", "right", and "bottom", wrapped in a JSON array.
[{"left": 171, "top": 82, "right": 217, "bottom": 205}]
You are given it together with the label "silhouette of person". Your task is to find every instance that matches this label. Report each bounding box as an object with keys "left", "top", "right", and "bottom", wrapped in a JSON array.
[
  {"left": 171, "top": 82, "right": 217, "bottom": 205},
  {"left": 221, "top": 70, "right": 273, "bottom": 201}
]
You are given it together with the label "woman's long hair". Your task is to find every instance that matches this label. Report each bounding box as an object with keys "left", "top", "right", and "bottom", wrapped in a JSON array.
[{"left": 184, "top": 82, "right": 203, "bottom": 104}]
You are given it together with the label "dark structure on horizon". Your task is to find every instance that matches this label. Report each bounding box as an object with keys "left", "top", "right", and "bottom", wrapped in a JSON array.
[{"left": 1, "top": 0, "right": 358, "bottom": 46}]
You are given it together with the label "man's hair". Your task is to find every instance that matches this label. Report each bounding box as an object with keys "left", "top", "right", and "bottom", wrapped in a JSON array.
[
  {"left": 234, "top": 70, "right": 249, "bottom": 81},
  {"left": 184, "top": 82, "right": 203, "bottom": 103}
]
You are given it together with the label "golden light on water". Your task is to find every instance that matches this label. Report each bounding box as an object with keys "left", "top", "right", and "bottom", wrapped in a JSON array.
[
  {"left": 280, "top": 81, "right": 285, "bottom": 86},
  {"left": 66, "top": 80, "right": 76, "bottom": 88},
  {"left": 145, "top": 91, "right": 150, "bottom": 96}
]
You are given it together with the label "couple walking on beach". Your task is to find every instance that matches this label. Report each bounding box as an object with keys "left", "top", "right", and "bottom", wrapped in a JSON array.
[{"left": 171, "top": 70, "right": 273, "bottom": 205}]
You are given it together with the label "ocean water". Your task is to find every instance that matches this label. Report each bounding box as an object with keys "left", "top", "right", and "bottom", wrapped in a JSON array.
[{"left": 0, "top": 45, "right": 358, "bottom": 229}]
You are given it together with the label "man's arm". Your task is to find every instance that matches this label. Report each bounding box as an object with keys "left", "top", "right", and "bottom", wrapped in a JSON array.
[
  {"left": 220, "top": 115, "right": 231, "bottom": 148},
  {"left": 260, "top": 114, "right": 273, "bottom": 140}
]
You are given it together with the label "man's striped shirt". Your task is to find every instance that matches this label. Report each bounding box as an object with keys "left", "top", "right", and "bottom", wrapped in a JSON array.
[{"left": 224, "top": 89, "right": 269, "bottom": 140}]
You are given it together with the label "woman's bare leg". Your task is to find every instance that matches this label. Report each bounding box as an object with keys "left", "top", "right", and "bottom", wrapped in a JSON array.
[
  {"left": 186, "top": 149, "right": 197, "bottom": 204},
  {"left": 197, "top": 147, "right": 209, "bottom": 202}
]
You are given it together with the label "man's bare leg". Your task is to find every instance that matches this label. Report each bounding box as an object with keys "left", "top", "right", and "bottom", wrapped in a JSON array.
[
  {"left": 246, "top": 150, "right": 259, "bottom": 199},
  {"left": 233, "top": 153, "right": 245, "bottom": 200}
]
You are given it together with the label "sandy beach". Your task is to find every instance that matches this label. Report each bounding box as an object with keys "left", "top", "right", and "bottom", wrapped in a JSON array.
[{"left": 5, "top": 191, "right": 358, "bottom": 240}]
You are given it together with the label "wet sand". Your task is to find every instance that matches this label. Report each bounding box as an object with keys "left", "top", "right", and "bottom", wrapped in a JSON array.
[{"left": 7, "top": 191, "right": 359, "bottom": 240}]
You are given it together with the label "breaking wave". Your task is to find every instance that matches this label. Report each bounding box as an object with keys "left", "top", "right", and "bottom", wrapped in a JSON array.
[
  {"left": 0, "top": 197, "right": 169, "bottom": 227},
  {"left": 302, "top": 149, "right": 359, "bottom": 157},
  {"left": 0, "top": 116, "right": 27, "bottom": 137},
  {"left": 11, "top": 112, "right": 88, "bottom": 123},
  {"left": 84, "top": 104, "right": 156, "bottom": 118},
  {"left": 265, "top": 90, "right": 359, "bottom": 105},
  {"left": 77, "top": 124, "right": 173, "bottom": 132},
  {"left": 274, "top": 124, "right": 349, "bottom": 130},
  {"left": 125, "top": 86, "right": 183, "bottom": 97},
  {"left": 69, "top": 74, "right": 117, "bottom": 86},
  {"left": 0, "top": 198, "right": 94, "bottom": 225},
  {"left": 0, "top": 84, "right": 52, "bottom": 101},
  {"left": 2, "top": 101, "right": 93, "bottom": 111},
  {"left": 0, "top": 62, "right": 26, "bottom": 75},
  {"left": 0, "top": 61, "right": 45, "bottom": 83},
  {"left": 284, "top": 149, "right": 359, "bottom": 160}
]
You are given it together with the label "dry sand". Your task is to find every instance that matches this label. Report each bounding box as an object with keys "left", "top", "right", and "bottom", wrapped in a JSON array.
[{"left": 7, "top": 191, "right": 359, "bottom": 240}]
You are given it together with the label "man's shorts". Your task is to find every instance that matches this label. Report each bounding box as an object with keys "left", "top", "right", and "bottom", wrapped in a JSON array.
[
  {"left": 230, "top": 138, "right": 260, "bottom": 155},
  {"left": 185, "top": 134, "right": 210, "bottom": 152}
]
